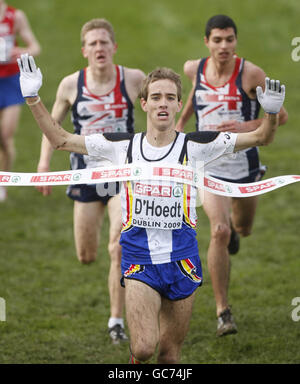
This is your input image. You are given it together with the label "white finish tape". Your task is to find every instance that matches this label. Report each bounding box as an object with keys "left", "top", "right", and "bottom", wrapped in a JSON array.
[{"left": 0, "top": 163, "right": 299, "bottom": 197}]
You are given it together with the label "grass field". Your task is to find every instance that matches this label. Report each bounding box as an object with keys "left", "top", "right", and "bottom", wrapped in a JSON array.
[{"left": 0, "top": 0, "right": 300, "bottom": 364}]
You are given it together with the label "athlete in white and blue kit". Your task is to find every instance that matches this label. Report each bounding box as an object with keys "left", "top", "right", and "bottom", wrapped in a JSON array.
[{"left": 18, "top": 54, "right": 285, "bottom": 363}]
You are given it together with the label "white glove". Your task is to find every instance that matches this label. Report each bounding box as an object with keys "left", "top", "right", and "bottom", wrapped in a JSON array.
[
  {"left": 17, "top": 53, "right": 43, "bottom": 98},
  {"left": 256, "top": 77, "right": 285, "bottom": 114}
]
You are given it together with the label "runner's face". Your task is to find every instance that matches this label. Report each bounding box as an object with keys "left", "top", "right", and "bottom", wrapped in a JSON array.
[
  {"left": 82, "top": 28, "right": 117, "bottom": 68},
  {"left": 205, "top": 28, "right": 237, "bottom": 63},
  {"left": 141, "top": 79, "right": 182, "bottom": 131}
]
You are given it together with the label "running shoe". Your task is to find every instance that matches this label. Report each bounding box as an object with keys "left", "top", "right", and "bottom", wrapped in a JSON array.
[
  {"left": 216, "top": 307, "right": 238, "bottom": 337},
  {"left": 108, "top": 324, "right": 128, "bottom": 344}
]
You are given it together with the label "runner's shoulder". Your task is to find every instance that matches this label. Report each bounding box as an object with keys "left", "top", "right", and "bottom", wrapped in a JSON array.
[
  {"left": 183, "top": 59, "right": 201, "bottom": 80},
  {"left": 59, "top": 71, "right": 80, "bottom": 91},
  {"left": 123, "top": 67, "right": 146, "bottom": 85},
  {"left": 243, "top": 60, "right": 266, "bottom": 82}
]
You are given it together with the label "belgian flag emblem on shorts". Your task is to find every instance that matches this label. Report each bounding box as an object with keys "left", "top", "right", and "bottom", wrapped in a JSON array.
[
  {"left": 177, "top": 258, "right": 202, "bottom": 283},
  {"left": 124, "top": 264, "right": 145, "bottom": 277}
]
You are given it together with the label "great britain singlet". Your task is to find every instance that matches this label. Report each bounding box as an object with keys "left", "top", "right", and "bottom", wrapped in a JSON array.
[
  {"left": 0, "top": 5, "right": 19, "bottom": 77},
  {"left": 85, "top": 130, "right": 237, "bottom": 265},
  {"left": 193, "top": 56, "right": 263, "bottom": 182},
  {"left": 69, "top": 65, "right": 134, "bottom": 172}
]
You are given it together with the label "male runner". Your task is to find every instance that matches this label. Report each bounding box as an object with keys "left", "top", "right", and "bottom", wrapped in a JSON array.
[
  {"left": 0, "top": 0, "right": 40, "bottom": 201},
  {"left": 176, "top": 14, "right": 288, "bottom": 336},
  {"left": 35, "top": 19, "right": 145, "bottom": 343},
  {"left": 18, "top": 54, "right": 285, "bottom": 363}
]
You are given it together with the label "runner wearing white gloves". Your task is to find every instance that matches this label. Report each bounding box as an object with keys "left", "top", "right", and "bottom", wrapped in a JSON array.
[{"left": 18, "top": 54, "right": 285, "bottom": 364}]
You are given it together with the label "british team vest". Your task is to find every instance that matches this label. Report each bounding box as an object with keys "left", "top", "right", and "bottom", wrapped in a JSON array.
[
  {"left": 192, "top": 57, "right": 262, "bottom": 181},
  {"left": 192, "top": 56, "right": 260, "bottom": 131},
  {"left": 70, "top": 65, "right": 134, "bottom": 170},
  {"left": 71, "top": 65, "right": 134, "bottom": 136},
  {"left": 0, "top": 5, "right": 19, "bottom": 77}
]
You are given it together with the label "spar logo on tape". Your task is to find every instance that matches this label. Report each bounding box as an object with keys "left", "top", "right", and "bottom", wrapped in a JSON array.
[
  {"left": 204, "top": 177, "right": 226, "bottom": 192},
  {"left": 1, "top": 165, "right": 300, "bottom": 197},
  {"left": 72, "top": 173, "right": 82, "bottom": 182},
  {"left": 0, "top": 175, "right": 11, "bottom": 183},
  {"left": 239, "top": 180, "right": 276, "bottom": 194},
  {"left": 0, "top": 175, "right": 20, "bottom": 183},
  {"left": 30, "top": 174, "right": 72, "bottom": 183},
  {"left": 12, "top": 176, "right": 21, "bottom": 183},
  {"left": 91, "top": 168, "right": 131, "bottom": 180},
  {"left": 153, "top": 167, "right": 193, "bottom": 181}
]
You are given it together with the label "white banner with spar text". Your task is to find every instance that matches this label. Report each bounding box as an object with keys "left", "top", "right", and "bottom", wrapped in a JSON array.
[{"left": 0, "top": 163, "right": 299, "bottom": 197}]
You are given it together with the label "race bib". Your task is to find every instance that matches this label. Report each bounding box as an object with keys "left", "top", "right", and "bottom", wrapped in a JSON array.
[
  {"left": 131, "top": 181, "right": 184, "bottom": 230},
  {"left": 0, "top": 35, "right": 14, "bottom": 63}
]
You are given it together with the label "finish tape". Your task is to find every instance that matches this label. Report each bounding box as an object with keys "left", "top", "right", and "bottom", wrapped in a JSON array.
[{"left": 0, "top": 163, "right": 299, "bottom": 198}]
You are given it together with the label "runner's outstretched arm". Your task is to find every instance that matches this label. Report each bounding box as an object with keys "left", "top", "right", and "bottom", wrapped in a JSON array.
[{"left": 18, "top": 54, "right": 87, "bottom": 154}]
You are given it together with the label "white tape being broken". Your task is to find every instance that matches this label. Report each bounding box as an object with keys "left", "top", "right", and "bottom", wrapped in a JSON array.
[
  {"left": 0, "top": 163, "right": 299, "bottom": 198},
  {"left": 203, "top": 174, "right": 300, "bottom": 197}
]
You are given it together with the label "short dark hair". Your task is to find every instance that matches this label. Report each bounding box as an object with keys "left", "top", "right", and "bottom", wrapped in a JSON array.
[{"left": 205, "top": 15, "right": 237, "bottom": 39}]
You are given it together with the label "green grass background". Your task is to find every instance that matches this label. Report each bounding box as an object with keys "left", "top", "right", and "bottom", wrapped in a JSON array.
[{"left": 0, "top": 0, "right": 300, "bottom": 364}]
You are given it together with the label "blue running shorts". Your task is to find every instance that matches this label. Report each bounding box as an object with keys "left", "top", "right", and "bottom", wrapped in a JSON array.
[
  {"left": 67, "top": 152, "right": 120, "bottom": 204},
  {"left": 0, "top": 73, "right": 24, "bottom": 109},
  {"left": 121, "top": 255, "right": 203, "bottom": 300},
  {"left": 67, "top": 182, "right": 120, "bottom": 205}
]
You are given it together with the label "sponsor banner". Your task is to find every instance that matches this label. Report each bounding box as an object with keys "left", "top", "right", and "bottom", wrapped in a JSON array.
[
  {"left": 134, "top": 183, "right": 172, "bottom": 198},
  {"left": 0, "top": 163, "right": 201, "bottom": 187},
  {"left": 0, "top": 165, "right": 299, "bottom": 197},
  {"left": 204, "top": 175, "right": 300, "bottom": 197}
]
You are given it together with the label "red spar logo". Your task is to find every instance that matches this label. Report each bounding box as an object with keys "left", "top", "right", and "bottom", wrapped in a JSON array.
[
  {"left": 204, "top": 177, "right": 226, "bottom": 192},
  {"left": 30, "top": 174, "right": 72, "bottom": 183},
  {"left": 153, "top": 167, "right": 193, "bottom": 181},
  {"left": 239, "top": 180, "right": 276, "bottom": 194},
  {"left": 92, "top": 168, "right": 131, "bottom": 180},
  {"left": 134, "top": 183, "right": 172, "bottom": 197},
  {"left": 0, "top": 175, "right": 11, "bottom": 182}
]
